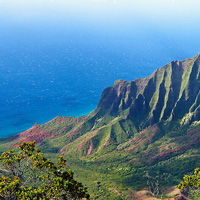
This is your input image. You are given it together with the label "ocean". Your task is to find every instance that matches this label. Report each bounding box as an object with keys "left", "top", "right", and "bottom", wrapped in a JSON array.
[{"left": 0, "top": 0, "right": 200, "bottom": 137}]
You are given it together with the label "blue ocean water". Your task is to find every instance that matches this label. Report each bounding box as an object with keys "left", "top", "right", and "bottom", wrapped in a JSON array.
[{"left": 1, "top": 1, "right": 200, "bottom": 137}]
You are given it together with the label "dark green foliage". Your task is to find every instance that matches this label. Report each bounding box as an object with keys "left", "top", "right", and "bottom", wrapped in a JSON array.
[{"left": 0, "top": 141, "right": 89, "bottom": 199}]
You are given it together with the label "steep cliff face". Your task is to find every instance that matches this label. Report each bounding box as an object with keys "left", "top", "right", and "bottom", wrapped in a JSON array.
[
  {"left": 2, "top": 54, "right": 200, "bottom": 162},
  {"left": 58, "top": 53, "right": 200, "bottom": 158},
  {"left": 2, "top": 54, "right": 200, "bottom": 200},
  {"left": 1, "top": 54, "right": 200, "bottom": 199},
  {"left": 96, "top": 53, "right": 200, "bottom": 128}
]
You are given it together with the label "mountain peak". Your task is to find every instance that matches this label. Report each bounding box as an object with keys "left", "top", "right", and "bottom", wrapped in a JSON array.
[
  {"left": 96, "top": 53, "right": 200, "bottom": 128},
  {"left": 114, "top": 79, "right": 126, "bottom": 86},
  {"left": 3, "top": 53, "right": 200, "bottom": 169}
]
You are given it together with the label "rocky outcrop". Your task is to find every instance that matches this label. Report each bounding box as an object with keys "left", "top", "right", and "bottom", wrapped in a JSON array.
[
  {"left": 97, "top": 53, "right": 200, "bottom": 129},
  {"left": 3, "top": 54, "right": 200, "bottom": 161}
]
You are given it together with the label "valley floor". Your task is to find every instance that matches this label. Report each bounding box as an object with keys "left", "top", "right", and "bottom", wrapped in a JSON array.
[{"left": 129, "top": 187, "right": 187, "bottom": 200}]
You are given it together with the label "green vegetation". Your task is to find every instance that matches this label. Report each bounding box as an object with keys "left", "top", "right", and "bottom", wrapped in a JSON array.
[
  {"left": 1, "top": 54, "right": 200, "bottom": 198},
  {"left": 0, "top": 141, "right": 89, "bottom": 199},
  {"left": 177, "top": 168, "right": 200, "bottom": 200}
]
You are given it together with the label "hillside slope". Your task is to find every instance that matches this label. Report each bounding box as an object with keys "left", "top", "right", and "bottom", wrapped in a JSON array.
[{"left": 1, "top": 54, "right": 200, "bottom": 199}]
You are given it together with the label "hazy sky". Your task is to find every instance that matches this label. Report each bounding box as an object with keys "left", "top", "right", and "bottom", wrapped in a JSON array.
[
  {"left": 1, "top": 0, "right": 200, "bottom": 24},
  {"left": 0, "top": 0, "right": 200, "bottom": 48}
]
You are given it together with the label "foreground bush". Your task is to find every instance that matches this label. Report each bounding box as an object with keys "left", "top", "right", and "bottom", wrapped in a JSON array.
[
  {"left": 177, "top": 168, "right": 200, "bottom": 200},
  {"left": 0, "top": 141, "right": 89, "bottom": 199}
]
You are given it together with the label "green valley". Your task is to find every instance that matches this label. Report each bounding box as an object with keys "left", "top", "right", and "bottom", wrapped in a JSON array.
[{"left": 1, "top": 54, "right": 200, "bottom": 199}]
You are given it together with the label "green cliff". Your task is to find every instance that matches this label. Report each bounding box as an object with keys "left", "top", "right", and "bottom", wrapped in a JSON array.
[{"left": 1, "top": 53, "right": 200, "bottom": 199}]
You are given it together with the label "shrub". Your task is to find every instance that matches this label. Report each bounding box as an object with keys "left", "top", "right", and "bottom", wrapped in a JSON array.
[{"left": 0, "top": 141, "right": 89, "bottom": 199}]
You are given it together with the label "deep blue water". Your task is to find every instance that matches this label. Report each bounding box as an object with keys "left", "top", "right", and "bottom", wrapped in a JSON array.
[{"left": 1, "top": 1, "right": 200, "bottom": 137}]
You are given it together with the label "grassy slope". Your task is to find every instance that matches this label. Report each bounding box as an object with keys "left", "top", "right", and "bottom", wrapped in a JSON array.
[{"left": 1, "top": 54, "right": 200, "bottom": 199}]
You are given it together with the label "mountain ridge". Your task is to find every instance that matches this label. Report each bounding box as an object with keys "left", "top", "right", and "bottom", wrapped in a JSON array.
[
  {"left": 1, "top": 54, "right": 200, "bottom": 199},
  {"left": 4, "top": 53, "right": 200, "bottom": 157},
  {"left": 97, "top": 53, "right": 200, "bottom": 127}
]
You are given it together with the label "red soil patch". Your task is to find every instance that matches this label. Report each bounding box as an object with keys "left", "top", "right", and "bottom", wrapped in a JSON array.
[
  {"left": 150, "top": 135, "right": 200, "bottom": 161},
  {"left": 113, "top": 189, "right": 121, "bottom": 195},
  {"left": 60, "top": 129, "right": 99, "bottom": 154},
  {"left": 75, "top": 130, "right": 99, "bottom": 151},
  {"left": 127, "top": 187, "right": 183, "bottom": 200},
  {"left": 68, "top": 123, "right": 84, "bottom": 140},
  {"left": 9, "top": 124, "right": 57, "bottom": 147},
  {"left": 130, "top": 133, "right": 155, "bottom": 152},
  {"left": 103, "top": 137, "right": 110, "bottom": 147},
  {"left": 87, "top": 140, "right": 94, "bottom": 156},
  {"left": 129, "top": 125, "right": 159, "bottom": 152}
]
